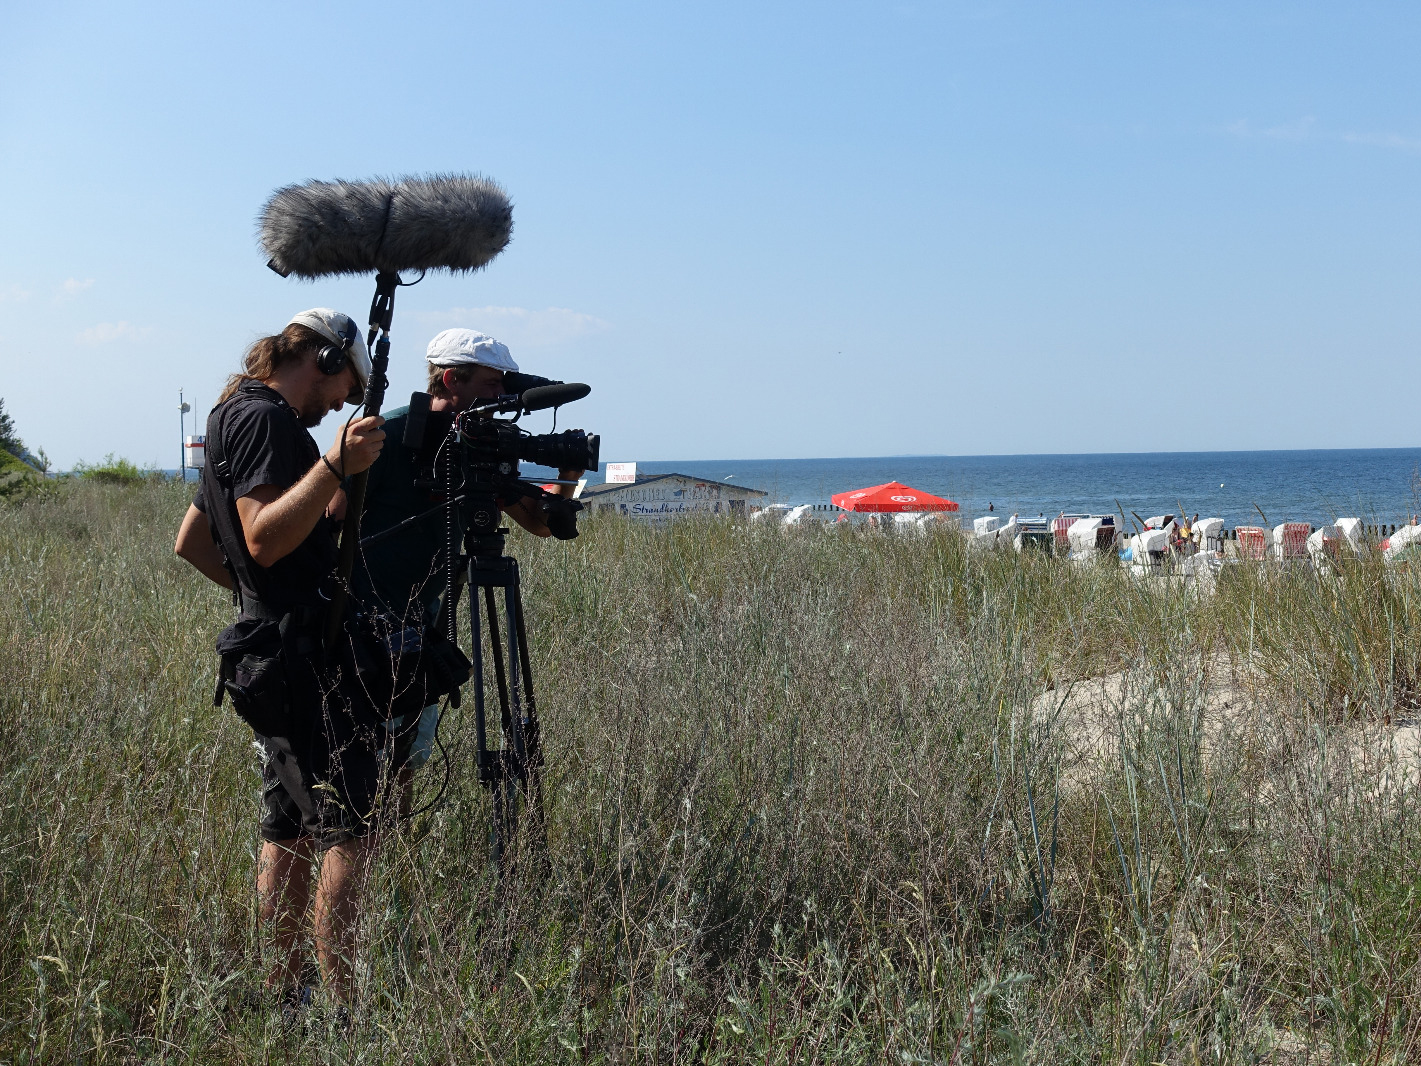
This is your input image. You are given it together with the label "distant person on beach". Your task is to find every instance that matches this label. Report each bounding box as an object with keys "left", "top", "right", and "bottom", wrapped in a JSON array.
[
  {"left": 350, "top": 328, "right": 585, "bottom": 809},
  {"left": 173, "top": 309, "right": 385, "bottom": 1020}
]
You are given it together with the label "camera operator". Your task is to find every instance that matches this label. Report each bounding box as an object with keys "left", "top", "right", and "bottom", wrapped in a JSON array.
[
  {"left": 352, "top": 328, "right": 584, "bottom": 789},
  {"left": 173, "top": 308, "right": 385, "bottom": 1018}
]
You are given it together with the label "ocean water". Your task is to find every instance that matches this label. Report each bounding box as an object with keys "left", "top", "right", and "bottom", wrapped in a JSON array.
[
  {"left": 614, "top": 450, "right": 1421, "bottom": 529},
  {"left": 170, "top": 448, "right": 1421, "bottom": 529}
]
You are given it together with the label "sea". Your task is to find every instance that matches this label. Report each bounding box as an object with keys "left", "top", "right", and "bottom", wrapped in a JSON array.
[
  {"left": 170, "top": 448, "right": 1421, "bottom": 530},
  {"left": 610, "top": 449, "right": 1421, "bottom": 529}
]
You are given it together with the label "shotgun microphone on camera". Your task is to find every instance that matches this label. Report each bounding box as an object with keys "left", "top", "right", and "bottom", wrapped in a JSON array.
[
  {"left": 521, "top": 383, "right": 591, "bottom": 412},
  {"left": 258, "top": 174, "right": 513, "bottom": 279},
  {"left": 465, "top": 383, "right": 592, "bottom": 417}
]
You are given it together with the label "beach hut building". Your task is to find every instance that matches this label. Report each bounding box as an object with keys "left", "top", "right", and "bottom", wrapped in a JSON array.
[{"left": 580, "top": 472, "right": 768, "bottom": 522}]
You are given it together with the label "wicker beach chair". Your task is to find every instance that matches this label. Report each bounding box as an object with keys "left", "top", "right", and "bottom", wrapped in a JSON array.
[
  {"left": 1235, "top": 526, "right": 1269, "bottom": 561},
  {"left": 1272, "top": 522, "right": 1311, "bottom": 561},
  {"left": 1194, "top": 517, "right": 1225, "bottom": 554}
]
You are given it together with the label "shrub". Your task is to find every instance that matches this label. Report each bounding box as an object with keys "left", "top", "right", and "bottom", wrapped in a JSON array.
[
  {"left": 71, "top": 452, "right": 154, "bottom": 485},
  {"left": 0, "top": 447, "right": 42, "bottom": 501}
]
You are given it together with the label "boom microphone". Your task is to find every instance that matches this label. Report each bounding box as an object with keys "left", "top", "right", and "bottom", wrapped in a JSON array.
[
  {"left": 258, "top": 174, "right": 513, "bottom": 279},
  {"left": 256, "top": 173, "right": 516, "bottom": 649}
]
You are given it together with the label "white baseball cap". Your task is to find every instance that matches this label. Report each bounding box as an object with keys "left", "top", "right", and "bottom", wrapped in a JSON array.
[
  {"left": 287, "top": 308, "right": 371, "bottom": 400},
  {"left": 426, "top": 328, "right": 519, "bottom": 373}
]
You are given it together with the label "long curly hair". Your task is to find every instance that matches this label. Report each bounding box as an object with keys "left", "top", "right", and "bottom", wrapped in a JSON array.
[{"left": 218, "top": 324, "right": 326, "bottom": 403}]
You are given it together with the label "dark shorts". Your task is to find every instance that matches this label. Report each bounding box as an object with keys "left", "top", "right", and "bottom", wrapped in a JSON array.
[{"left": 256, "top": 705, "right": 384, "bottom": 851}]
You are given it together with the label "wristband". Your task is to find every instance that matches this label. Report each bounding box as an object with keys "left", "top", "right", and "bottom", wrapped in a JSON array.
[{"left": 322, "top": 455, "right": 344, "bottom": 481}]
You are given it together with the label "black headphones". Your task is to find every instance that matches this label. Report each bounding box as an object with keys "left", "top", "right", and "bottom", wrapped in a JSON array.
[{"left": 315, "top": 316, "right": 359, "bottom": 377}]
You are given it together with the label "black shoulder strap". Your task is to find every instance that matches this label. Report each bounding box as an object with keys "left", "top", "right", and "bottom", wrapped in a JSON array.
[{"left": 202, "top": 395, "right": 264, "bottom": 609}]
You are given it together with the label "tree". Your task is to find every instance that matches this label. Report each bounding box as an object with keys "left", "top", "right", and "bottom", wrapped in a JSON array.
[{"left": 0, "top": 398, "right": 23, "bottom": 458}]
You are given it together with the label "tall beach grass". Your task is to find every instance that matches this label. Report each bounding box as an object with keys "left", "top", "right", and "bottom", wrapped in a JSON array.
[{"left": 4, "top": 481, "right": 1421, "bottom": 1062}]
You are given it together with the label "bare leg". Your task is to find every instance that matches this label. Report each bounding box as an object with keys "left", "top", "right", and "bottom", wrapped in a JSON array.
[
  {"left": 311, "top": 837, "right": 375, "bottom": 1005},
  {"left": 257, "top": 838, "right": 314, "bottom": 994}
]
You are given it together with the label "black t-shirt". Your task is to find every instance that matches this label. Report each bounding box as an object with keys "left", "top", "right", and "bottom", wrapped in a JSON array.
[{"left": 197, "top": 383, "right": 338, "bottom": 613}]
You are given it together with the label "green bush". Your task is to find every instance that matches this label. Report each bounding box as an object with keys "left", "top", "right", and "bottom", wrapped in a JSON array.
[
  {"left": 0, "top": 447, "right": 43, "bottom": 501},
  {"left": 70, "top": 452, "right": 156, "bottom": 485}
]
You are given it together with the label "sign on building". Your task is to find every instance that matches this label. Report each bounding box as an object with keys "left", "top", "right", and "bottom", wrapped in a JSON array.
[
  {"left": 578, "top": 472, "right": 768, "bottom": 523},
  {"left": 605, "top": 462, "right": 637, "bottom": 484}
]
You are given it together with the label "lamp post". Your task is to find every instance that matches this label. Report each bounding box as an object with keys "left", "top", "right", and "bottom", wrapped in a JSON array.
[{"left": 179, "top": 392, "right": 191, "bottom": 481}]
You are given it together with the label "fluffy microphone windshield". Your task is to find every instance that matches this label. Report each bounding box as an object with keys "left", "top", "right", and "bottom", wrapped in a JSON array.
[{"left": 259, "top": 174, "right": 513, "bottom": 279}]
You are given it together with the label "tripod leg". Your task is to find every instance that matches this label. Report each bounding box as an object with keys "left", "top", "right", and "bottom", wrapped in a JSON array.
[
  {"left": 482, "top": 584, "right": 519, "bottom": 864},
  {"left": 506, "top": 568, "right": 547, "bottom": 853},
  {"left": 468, "top": 575, "right": 503, "bottom": 866}
]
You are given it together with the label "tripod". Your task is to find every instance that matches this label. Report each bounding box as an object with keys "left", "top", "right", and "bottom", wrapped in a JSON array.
[{"left": 438, "top": 483, "right": 546, "bottom": 870}]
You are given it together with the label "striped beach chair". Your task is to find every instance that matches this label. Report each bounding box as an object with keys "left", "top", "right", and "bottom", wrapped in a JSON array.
[
  {"left": 1235, "top": 526, "right": 1269, "bottom": 561},
  {"left": 1273, "top": 522, "right": 1311, "bottom": 561},
  {"left": 1051, "top": 515, "right": 1075, "bottom": 553}
]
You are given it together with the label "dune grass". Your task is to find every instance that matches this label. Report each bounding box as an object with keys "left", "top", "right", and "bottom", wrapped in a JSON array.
[{"left": 4, "top": 480, "right": 1421, "bottom": 1063}]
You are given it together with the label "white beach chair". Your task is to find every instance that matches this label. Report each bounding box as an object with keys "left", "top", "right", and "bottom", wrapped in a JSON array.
[
  {"left": 1383, "top": 523, "right": 1421, "bottom": 561},
  {"left": 1306, "top": 525, "right": 1338, "bottom": 567},
  {"left": 892, "top": 512, "right": 924, "bottom": 535},
  {"left": 1066, "top": 517, "right": 1104, "bottom": 554},
  {"left": 1334, "top": 518, "right": 1364, "bottom": 551},
  {"left": 1126, "top": 528, "right": 1169, "bottom": 567},
  {"left": 1193, "top": 517, "right": 1224, "bottom": 553},
  {"left": 750, "top": 504, "right": 791, "bottom": 524},
  {"left": 968, "top": 514, "right": 1011, "bottom": 549},
  {"left": 782, "top": 504, "right": 816, "bottom": 527},
  {"left": 1181, "top": 551, "right": 1223, "bottom": 593},
  {"left": 917, "top": 512, "right": 960, "bottom": 531}
]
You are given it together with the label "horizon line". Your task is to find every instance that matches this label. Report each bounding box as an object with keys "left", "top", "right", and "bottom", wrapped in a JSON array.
[{"left": 609, "top": 444, "right": 1421, "bottom": 466}]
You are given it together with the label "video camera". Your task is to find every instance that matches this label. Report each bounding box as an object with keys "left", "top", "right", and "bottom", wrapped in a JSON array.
[{"left": 401, "top": 373, "right": 600, "bottom": 542}]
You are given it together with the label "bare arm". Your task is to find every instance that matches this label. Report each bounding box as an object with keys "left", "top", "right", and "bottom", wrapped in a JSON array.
[
  {"left": 175, "top": 505, "right": 235, "bottom": 590},
  {"left": 554, "top": 467, "right": 584, "bottom": 500},
  {"left": 236, "top": 415, "right": 385, "bottom": 567},
  {"left": 501, "top": 466, "right": 586, "bottom": 537},
  {"left": 503, "top": 497, "right": 553, "bottom": 538}
]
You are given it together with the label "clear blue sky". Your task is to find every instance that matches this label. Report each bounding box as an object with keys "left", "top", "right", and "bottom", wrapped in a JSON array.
[{"left": 3, "top": 2, "right": 1419, "bottom": 469}]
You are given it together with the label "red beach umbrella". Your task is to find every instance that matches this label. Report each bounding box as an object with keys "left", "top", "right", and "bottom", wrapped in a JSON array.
[{"left": 830, "top": 481, "right": 959, "bottom": 513}]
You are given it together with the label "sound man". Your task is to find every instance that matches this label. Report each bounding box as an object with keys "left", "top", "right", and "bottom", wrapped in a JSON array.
[{"left": 173, "top": 308, "right": 385, "bottom": 1019}]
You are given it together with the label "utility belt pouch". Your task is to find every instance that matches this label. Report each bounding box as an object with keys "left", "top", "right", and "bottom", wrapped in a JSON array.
[
  {"left": 214, "top": 618, "right": 291, "bottom": 738},
  {"left": 220, "top": 651, "right": 291, "bottom": 738}
]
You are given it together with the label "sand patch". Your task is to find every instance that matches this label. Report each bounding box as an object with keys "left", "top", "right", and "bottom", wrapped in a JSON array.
[{"left": 1033, "top": 657, "right": 1421, "bottom": 795}]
